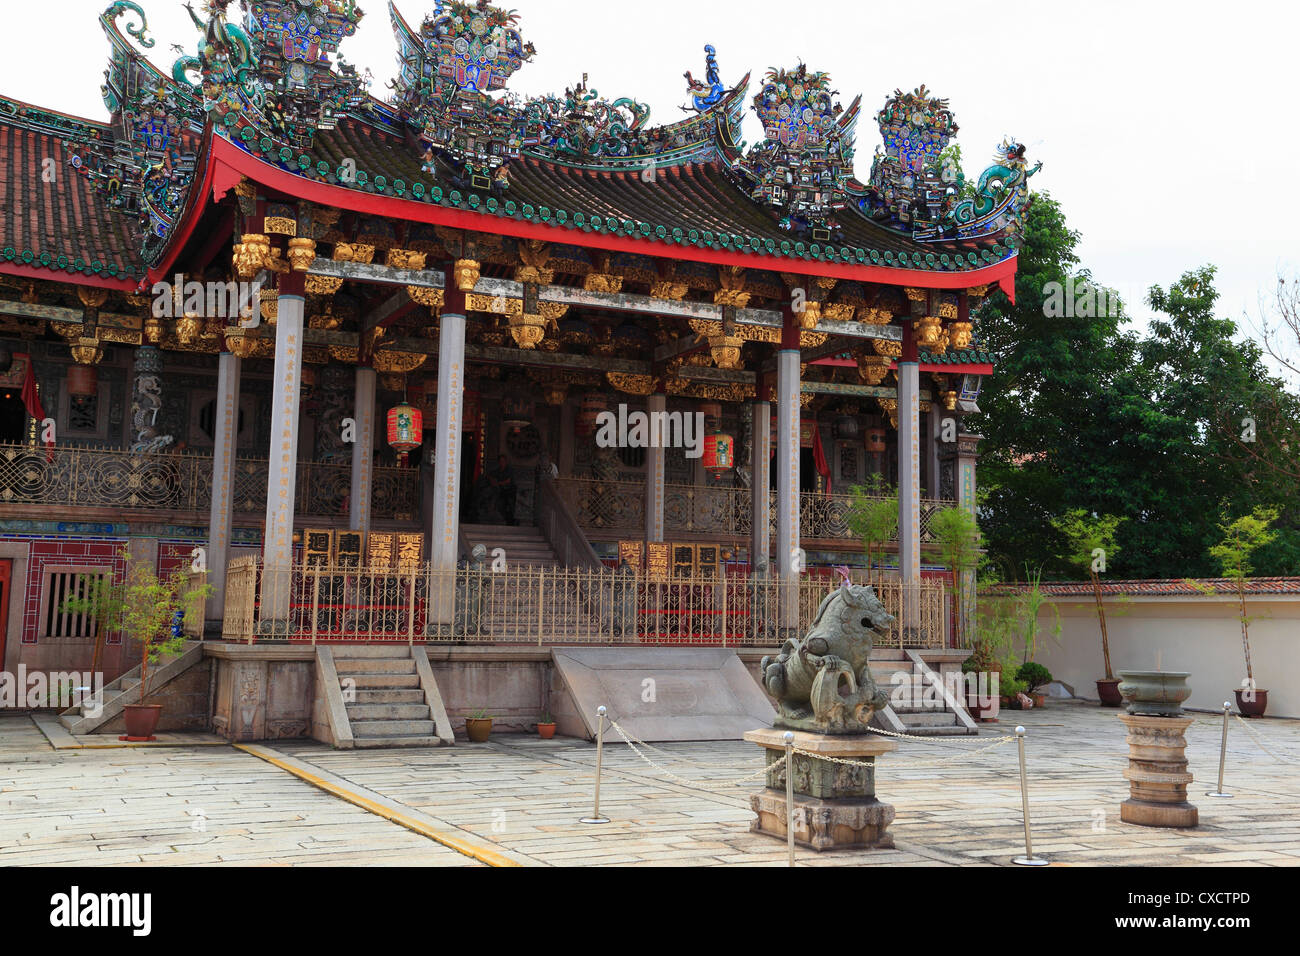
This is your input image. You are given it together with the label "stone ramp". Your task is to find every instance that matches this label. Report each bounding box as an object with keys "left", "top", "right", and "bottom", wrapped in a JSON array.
[{"left": 550, "top": 647, "right": 776, "bottom": 742}]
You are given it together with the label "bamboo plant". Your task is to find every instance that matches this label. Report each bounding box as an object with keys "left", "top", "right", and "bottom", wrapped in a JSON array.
[
  {"left": 1052, "top": 510, "right": 1123, "bottom": 680},
  {"left": 932, "top": 505, "right": 983, "bottom": 647},
  {"left": 1208, "top": 507, "right": 1278, "bottom": 690}
]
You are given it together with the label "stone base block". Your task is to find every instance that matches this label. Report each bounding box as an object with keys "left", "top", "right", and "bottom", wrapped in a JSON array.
[
  {"left": 1121, "top": 798, "right": 1198, "bottom": 828},
  {"left": 750, "top": 790, "right": 895, "bottom": 851}
]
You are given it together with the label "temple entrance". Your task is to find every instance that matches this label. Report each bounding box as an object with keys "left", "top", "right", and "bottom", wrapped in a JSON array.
[
  {"left": 459, "top": 431, "right": 478, "bottom": 523},
  {"left": 0, "top": 391, "right": 26, "bottom": 445}
]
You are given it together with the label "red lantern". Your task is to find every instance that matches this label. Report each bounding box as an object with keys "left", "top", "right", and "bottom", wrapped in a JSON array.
[
  {"left": 703, "top": 433, "right": 734, "bottom": 477},
  {"left": 67, "top": 365, "right": 98, "bottom": 397},
  {"left": 387, "top": 403, "right": 423, "bottom": 464},
  {"left": 578, "top": 394, "right": 607, "bottom": 436}
]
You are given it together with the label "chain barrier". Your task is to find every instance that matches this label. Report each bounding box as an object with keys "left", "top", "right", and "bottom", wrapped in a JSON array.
[
  {"left": 607, "top": 718, "right": 785, "bottom": 790},
  {"left": 795, "top": 735, "right": 1016, "bottom": 771},
  {"left": 1233, "top": 713, "right": 1297, "bottom": 765}
]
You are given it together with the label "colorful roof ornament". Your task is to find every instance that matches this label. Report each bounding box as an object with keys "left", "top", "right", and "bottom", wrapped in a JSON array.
[
  {"left": 179, "top": 0, "right": 367, "bottom": 150},
  {"left": 861, "top": 85, "right": 1041, "bottom": 242},
  {"left": 737, "top": 64, "right": 861, "bottom": 243},
  {"left": 67, "top": 3, "right": 201, "bottom": 265}
]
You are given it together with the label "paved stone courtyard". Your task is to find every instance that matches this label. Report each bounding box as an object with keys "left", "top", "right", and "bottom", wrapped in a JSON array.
[{"left": 3, "top": 701, "right": 1299, "bottom": 866}]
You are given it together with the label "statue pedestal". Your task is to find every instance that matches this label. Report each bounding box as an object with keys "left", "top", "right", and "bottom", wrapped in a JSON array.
[
  {"left": 1118, "top": 714, "right": 1198, "bottom": 828},
  {"left": 744, "top": 729, "right": 898, "bottom": 851}
]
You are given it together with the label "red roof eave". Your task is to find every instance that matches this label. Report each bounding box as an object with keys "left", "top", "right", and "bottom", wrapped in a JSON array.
[{"left": 151, "top": 134, "right": 1020, "bottom": 297}]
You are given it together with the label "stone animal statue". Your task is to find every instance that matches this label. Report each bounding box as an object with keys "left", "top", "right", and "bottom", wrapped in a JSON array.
[{"left": 760, "top": 582, "right": 894, "bottom": 734}]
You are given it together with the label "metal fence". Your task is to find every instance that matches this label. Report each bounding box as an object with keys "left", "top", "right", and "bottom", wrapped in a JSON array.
[
  {"left": 553, "top": 478, "right": 945, "bottom": 542},
  {"left": 0, "top": 443, "right": 418, "bottom": 519},
  {"left": 222, "top": 559, "right": 947, "bottom": 648}
]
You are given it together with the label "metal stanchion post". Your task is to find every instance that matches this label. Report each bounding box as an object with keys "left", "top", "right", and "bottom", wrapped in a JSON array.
[
  {"left": 1207, "top": 702, "right": 1233, "bottom": 798},
  {"left": 580, "top": 705, "right": 611, "bottom": 824},
  {"left": 784, "top": 731, "right": 796, "bottom": 867},
  {"left": 1012, "top": 726, "right": 1049, "bottom": 866}
]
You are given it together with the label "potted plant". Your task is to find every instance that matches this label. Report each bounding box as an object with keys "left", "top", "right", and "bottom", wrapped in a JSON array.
[
  {"left": 537, "top": 711, "right": 557, "bottom": 739},
  {"left": 999, "top": 673, "right": 1029, "bottom": 710},
  {"left": 1052, "top": 510, "right": 1124, "bottom": 706},
  {"left": 1208, "top": 507, "right": 1279, "bottom": 717},
  {"left": 465, "top": 709, "right": 494, "bottom": 743},
  {"left": 62, "top": 549, "right": 211, "bottom": 741},
  {"left": 1016, "top": 661, "right": 1053, "bottom": 708}
]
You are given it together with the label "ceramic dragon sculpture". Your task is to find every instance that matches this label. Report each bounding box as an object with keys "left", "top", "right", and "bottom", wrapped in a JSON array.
[
  {"left": 684, "top": 44, "right": 726, "bottom": 112},
  {"left": 760, "top": 582, "right": 894, "bottom": 734},
  {"left": 947, "top": 139, "right": 1041, "bottom": 231}
]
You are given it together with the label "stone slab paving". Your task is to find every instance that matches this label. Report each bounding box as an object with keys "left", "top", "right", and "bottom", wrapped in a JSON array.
[
  {"left": 0, "top": 716, "right": 479, "bottom": 867},
  {"left": 2, "top": 701, "right": 1298, "bottom": 866}
]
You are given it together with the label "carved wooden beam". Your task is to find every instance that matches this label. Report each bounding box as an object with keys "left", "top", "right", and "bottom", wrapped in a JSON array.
[{"left": 801, "top": 381, "right": 933, "bottom": 401}]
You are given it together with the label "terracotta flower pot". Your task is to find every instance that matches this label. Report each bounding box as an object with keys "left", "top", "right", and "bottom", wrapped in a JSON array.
[
  {"left": 121, "top": 704, "right": 162, "bottom": 741},
  {"left": 465, "top": 718, "right": 492, "bottom": 743},
  {"left": 537, "top": 722, "right": 557, "bottom": 740},
  {"left": 1117, "top": 671, "right": 1192, "bottom": 717},
  {"left": 1235, "top": 688, "right": 1268, "bottom": 718},
  {"left": 1096, "top": 678, "right": 1124, "bottom": 707}
]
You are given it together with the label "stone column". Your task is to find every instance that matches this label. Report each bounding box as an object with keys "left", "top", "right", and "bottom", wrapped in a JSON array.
[
  {"left": 749, "top": 399, "right": 771, "bottom": 572},
  {"left": 349, "top": 365, "right": 377, "bottom": 534},
  {"left": 429, "top": 308, "right": 466, "bottom": 626},
  {"left": 262, "top": 291, "right": 305, "bottom": 624},
  {"left": 646, "top": 392, "right": 666, "bottom": 543},
  {"left": 1119, "top": 713, "right": 1198, "bottom": 827},
  {"left": 776, "top": 338, "right": 801, "bottom": 629},
  {"left": 205, "top": 350, "right": 242, "bottom": 625},
  {"left": 897, "top": 322, "right": 921, "bottom": 634},
  {"left": 955, "top": 431, "right": 981, "bottom": 643}
]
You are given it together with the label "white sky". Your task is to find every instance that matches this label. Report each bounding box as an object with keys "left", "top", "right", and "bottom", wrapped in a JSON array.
[{"left": 2, "top": 0, "right": 1297, "bottom": 340}]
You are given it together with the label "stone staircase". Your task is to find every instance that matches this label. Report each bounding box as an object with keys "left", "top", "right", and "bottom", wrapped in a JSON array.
[
  {"left": 58, "top": 641, "right": 205, "bottom": 735},
  {"left": 868, "top": 652, "right": 978, "bottom": 737},
  {"left": 461, "top": 523, "right": 561, "bottom": 568},
  {"left": 327, "top": 646, "right": 453, "bottom": 748}
]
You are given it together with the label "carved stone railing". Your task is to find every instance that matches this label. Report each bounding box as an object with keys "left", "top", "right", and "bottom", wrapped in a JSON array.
[
  {"left": 552, "top": 478, "right": 947, "bottom": 542},
  {"left": 0, "top": 444, "right": 419, "bottom": 520}
]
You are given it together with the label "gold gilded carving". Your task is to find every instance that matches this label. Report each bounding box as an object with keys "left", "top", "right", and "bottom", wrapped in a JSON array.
[
  {"left": 77, "top": 288, "right": 110, "bottom": 309},
  {"left": 453, "top": 258, "right": 482, "bottom": 292},
  {"left": 265, "top": 216, "right": 297, "bottom": 236},
  {"left": 372, "top": 350, "right": 428, "bottom": 374},
  {"left": 583, "top": 272, "right": 623, "bottom": 294},
  {"left": 305, "top": 275, "right": 344, "bottom": 296},
  {"left": 333, "top": 243, "right": 376, "bottom": 264},
  {"left": 69, "top": 337, "right": 103, "bottom": 365},
  {"left": 508, "top": 313, "right": 547, "bottom": 349},
  {"left": 606, "top": 372, "right": 658, "bottom": 396},
  {"left": 874, "top": 339, "right": 903, "bottom": 358},
  {"left": 386, "top": 248, "right": 427, "bottom": 271},
  {"left": 407, "top": 286, "right": 445, "bottom": 308},
  {"left": 286, "top": 237, "right": 317, "bottom": 272}
]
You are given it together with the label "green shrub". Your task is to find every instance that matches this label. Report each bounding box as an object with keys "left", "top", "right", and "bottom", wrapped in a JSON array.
[{"left": 1016, "top": 661, "right": 1053, "bottom": 693}]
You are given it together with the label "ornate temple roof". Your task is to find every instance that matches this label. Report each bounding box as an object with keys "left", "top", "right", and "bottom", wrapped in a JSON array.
[
  {"left": 0, "top": 0, "right": 1038, "bottom": 292},
  {"left": 0, "top": 99, "right": 146, "bottom": 287}
]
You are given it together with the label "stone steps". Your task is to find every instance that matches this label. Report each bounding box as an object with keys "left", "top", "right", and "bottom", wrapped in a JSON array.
[{"left": 332, "top": 647, "right": 447, "bottom": 748}]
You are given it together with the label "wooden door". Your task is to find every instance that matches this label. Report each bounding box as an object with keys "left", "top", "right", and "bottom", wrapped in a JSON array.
[{"left": 0, "top": 559, "right": 11, "bottom": 670}]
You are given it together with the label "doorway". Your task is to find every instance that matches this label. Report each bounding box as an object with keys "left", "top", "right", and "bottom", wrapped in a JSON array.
[{"left": 0, "top": 392, "right": 26, "bottom": 445}]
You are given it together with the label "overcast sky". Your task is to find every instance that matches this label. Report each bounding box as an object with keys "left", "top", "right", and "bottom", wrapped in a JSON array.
[{"left": 3, "top": 0, "right": 1296, "bottom": 344}]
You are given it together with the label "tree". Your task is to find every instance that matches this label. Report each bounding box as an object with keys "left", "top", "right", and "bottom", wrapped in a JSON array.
[
  {"left": 846, "top": 475, "right": 897, "bottom": 581},
  {"left": 1052, "top": 510, "right": 1123, "bottom": 680},
  {"left": 63, "top": 550, "right": 211, "bottom": 705},
  {"left": 931, "top": 505, "right": 982, "bottom": 647},
  {"left": 1208, "top": 507, "right": 1278, "bottom": 688}
]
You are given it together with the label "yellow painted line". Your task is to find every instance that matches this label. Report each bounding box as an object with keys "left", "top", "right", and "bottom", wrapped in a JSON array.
[{"left": 233, "top": 743, "right": 519, "bottom": 867}]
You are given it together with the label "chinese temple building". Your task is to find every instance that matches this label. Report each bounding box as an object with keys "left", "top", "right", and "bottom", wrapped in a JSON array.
[{"left": 0, "top": 1, "right": 1033, "bottom": 741}]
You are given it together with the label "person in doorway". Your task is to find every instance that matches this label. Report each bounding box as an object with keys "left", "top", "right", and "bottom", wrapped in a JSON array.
[{"left": 489, "top": 454, "right": 517, "bottom": 525}]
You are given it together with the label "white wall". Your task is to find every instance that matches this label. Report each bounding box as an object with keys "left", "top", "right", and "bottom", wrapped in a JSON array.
[{"left": 1032, "top": 594, "right": 1300, "bottom": 719}]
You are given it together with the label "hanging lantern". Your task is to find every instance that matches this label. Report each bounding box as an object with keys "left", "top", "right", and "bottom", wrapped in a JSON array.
[
  {"left": 703, "top": 432, "right": 735, "bottom": 477},
  {"left": 699, "top": 402, "right": 723, "bottom": 431},
  {"left": 67, "top": 365, "right": 98, "bottom": 397},
  {"left": 502, "top": 395, "right": 534, "bottom": 431},
  {"left": 386, "top": 403, "right": 424, "bottom": 464},
  {"left": 865, "top": 428, "right": 886, "bottom": 453},
  {"left": 834, "top": 411, "right": 860, "bottom": 441},
  {"left": 578, "top": 394, "right": 607, "bottom": 436}
]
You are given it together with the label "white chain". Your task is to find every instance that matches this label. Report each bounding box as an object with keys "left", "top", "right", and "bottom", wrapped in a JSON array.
[
  {"left": 862, "top": 724, "right": 1018, "bottom": 744},
  {"left": 1233, "top": 714, "right": 1297, "bottom": 765},
  {"left": 794, "top": 735, "right": 1015, "bottom": 770},
  {"left": 607, "top": 719, "right": 782, "bottom": 789}
]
